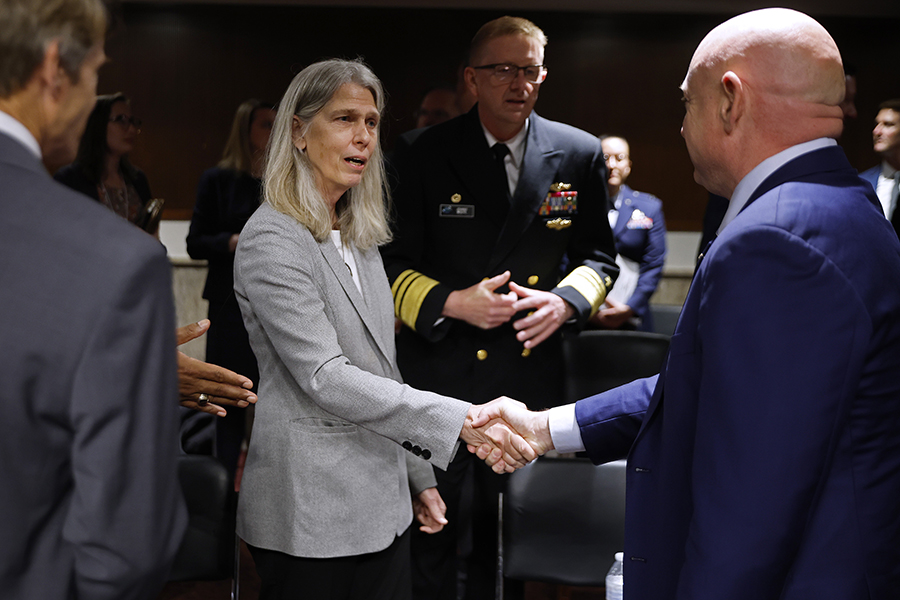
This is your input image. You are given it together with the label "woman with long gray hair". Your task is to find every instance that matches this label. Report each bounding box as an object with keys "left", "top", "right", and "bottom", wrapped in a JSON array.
[{"left": 233, "top": 58, "right": 533, "bottom": 599}]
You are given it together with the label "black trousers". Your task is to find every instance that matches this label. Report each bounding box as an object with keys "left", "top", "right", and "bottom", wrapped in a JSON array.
[
  {"left": 248, "top": 529, "right": 412, "bottom": 600},
  {"left": 411, "top": 452, "right": 523, "bottom": 600}
]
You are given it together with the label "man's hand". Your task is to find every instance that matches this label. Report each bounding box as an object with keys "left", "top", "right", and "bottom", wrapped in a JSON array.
[
  {"left": 467, "top": 397, "right": 554, "bottom": 469},
  {"left": 509, "top": 282, "right": 575, "bottom": 348},
  {"left": 413, "top": 487, "right": 449, "bottom": 534},
  {"left": 442, "top": 271, "right": 518, "bottom": 329},
  {"left": 591, "top": 297, "right": 635, "bottom": 329},
  {"left": 460, "top": 404, "right": 538, "bottom": 473},
  {"left": 177, "top": 320, "right": 258, "bottom": 417}
]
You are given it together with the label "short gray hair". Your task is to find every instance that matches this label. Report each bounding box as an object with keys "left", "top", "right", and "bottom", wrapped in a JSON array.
[{"left": 264, "top": 58, "right": 391, "bottom": 249}]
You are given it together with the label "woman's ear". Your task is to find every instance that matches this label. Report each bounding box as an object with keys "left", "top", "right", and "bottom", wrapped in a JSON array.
[{"left": 292, "top": 115, "right": 306, "bottom": 151}]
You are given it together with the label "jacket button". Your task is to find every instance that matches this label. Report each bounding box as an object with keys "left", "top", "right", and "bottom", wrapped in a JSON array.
[
  {"left": 402, "top": 441, "right": 412, "bottom": 451},
  {"left": 476, "top": 349, "right": 488, "bottom": 360},
  {"left": 527, "top": 275, "right": 539, "bottom": 285},
  {"left": 421, "top": 449, "right": 432, "bottom": 460},
  {"left": 412, "top": 445, "right": 422, "bottom": 456}
]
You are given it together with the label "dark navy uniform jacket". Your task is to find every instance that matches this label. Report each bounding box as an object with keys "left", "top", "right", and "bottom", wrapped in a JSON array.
[{"left": 382, "top": 106, "right": 617, "bottom": 408}]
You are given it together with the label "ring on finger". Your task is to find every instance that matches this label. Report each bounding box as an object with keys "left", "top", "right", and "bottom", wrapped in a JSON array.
[{"left": 197, "top": 393, "right": 210, "bottom": 406}]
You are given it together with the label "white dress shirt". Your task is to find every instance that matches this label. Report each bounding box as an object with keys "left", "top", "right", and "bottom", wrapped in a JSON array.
[
  {"left": 874, "top": 162, "right": 898, "bottom": 220},
  {"left": 482, "top": 119, "right": 528, "bottom": 198}
]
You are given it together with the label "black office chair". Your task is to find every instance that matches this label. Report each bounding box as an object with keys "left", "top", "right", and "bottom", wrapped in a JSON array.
[
  {"left": 169, "top": 454, "right": 239, "bottom": 599},
  {"left": 497, "top": 457, "right": 627, "bottom": 599},
  {"left": 562, "top": 330, "right": 670, "bottom": 403},
  {"left": 648, "top": 304, "right": 683, "bottom": 337}
]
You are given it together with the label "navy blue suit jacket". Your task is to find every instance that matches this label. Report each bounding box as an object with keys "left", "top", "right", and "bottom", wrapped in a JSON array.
[
  {"left": 575, "top": 146, "right": 900, "bottom": 599},
  {"left": 859, "top": 164, "right": 880, "bottom": 192},
  {"left": 859, "top": 164, "right": 899, "bottom": 236},
  {"left": 610, "top": 185, "right": 666, "bottom": 321}
]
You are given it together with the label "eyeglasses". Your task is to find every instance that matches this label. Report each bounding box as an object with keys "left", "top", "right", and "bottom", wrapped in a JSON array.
[
  {"left": 472, "top": 63, "right": 548, "bottom": 85},
  {"left": 603, "top": 153, "right": 630, "bottom": 162},
  {"left": 109, "top": 114, "right": 143, "bottom": 129}
]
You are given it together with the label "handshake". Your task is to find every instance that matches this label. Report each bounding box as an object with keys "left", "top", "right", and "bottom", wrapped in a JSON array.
[{"left": 460, "top": 397, "right": 556, "bottom": 473}]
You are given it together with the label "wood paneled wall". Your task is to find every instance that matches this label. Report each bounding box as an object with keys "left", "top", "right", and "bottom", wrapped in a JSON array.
[{"left": 100, "top": 4, "right": 899, "bottom": 229}]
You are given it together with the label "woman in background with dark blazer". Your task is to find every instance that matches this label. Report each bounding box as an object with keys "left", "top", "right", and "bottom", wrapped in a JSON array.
[
  {"left": 54, "top": 93, "right": 155, "bottom": 232},
  {"left": 186, "top": 99, "right": 276, "bottom": 476}
]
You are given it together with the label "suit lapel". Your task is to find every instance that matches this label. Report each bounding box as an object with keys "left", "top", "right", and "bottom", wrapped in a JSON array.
[
  {"left": 487, "top": 114, "right": 562, "bottom": 272},
  {"left": 318, "top": 238, "right": 392, "bottom": 362}
]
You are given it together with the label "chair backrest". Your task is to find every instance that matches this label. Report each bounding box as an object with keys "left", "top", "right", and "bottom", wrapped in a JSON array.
[
  {"left": 562, "top": 330, "right": 670, "bottom": 404},
  {"left": 169, "top": 454, "right": 236, "bottom": 582},
  {"left": 648, "top": 304, "right": 682, "bottom": 337},
  {"left": 501, "top": 457, "right": 626, "bottom": 587}
]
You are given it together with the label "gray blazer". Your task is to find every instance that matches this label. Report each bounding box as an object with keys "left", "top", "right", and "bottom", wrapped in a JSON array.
[
  {"left": 0, "top": 132, "right": 185, "bottom": 599},
  {"left": 234, "top": 202, "right": 470, "bottom": 559}
]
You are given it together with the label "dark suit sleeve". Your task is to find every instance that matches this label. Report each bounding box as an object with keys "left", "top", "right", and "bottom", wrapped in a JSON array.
[
  {"left": 382, "top": 144, "right": 454, "bottom": 341},
  {"left": 575, "top": 375, "right": 654, "bottom": 463},
  {"left": 66, "top": 246, "right": 186, "bottom": 600},
  {"left": 627, "top": 201, "right": 667, "bottom": 319},
  {"left": 553, "top": 140, "right": 618, "bottom": 326},
  {"left": 674, "top": 227, "right": 869, "bottom": 599},
  {"left": 187, "top": 169, "right": 233, "bottom": 260}
]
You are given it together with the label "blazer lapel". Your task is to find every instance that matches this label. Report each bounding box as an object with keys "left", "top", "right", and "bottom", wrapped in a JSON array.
[
  {"left": 318, "top": 239, "right": 392, "bottom": 362},
  {"left": 487, "top": 114, "right": 562, "bottom": 271}
]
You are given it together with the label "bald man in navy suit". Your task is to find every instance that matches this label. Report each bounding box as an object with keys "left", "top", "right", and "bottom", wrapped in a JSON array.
[{"left": 474, "top": 8, "right": 900, "bottom": 599}]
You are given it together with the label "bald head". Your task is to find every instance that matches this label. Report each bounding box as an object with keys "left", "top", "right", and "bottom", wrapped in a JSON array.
[{"left": 680, "top": 9, "right": 846, "bottom": 196}]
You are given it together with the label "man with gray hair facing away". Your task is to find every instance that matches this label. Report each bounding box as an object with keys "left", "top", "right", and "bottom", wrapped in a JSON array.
[{"left": 0, "top": 1, "right": 186, "bottom": 598}]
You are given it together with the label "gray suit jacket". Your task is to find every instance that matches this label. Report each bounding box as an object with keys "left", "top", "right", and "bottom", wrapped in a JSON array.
[
  {"left": 0, "top": 132, "right": 186, "bottom": 599},
  {"left": 234, "top": 202, "right": 470, "bottom": 559}
]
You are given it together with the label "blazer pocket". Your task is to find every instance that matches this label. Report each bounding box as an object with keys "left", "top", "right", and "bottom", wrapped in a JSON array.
[{"left": 290, "top": 417, "right": 358, "bottom": 434}]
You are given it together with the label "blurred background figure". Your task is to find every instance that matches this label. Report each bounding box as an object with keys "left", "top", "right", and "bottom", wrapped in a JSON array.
[
  {"left": 185, "top": 98, "right": 275, "bottom": 477},
  {"left": 592, "top": 135, "right": 666, "bottom": 331},
  {"left": 54, "top": 93, "right": 159, "bottom": 233},
  {"left": 414, "top": 87, "right": 459, "bottom": 129},
  {"left": 860, "top": 98, "right": 900, "bottom": 237}
]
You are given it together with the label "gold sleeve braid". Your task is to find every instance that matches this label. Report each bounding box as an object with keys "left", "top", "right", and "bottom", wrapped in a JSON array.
[
  {"left": 556, "top": 265, "right": 611, "bottom": 318},
  {"left": 391, "top": 269, "right": 440, "bottom": 331}
]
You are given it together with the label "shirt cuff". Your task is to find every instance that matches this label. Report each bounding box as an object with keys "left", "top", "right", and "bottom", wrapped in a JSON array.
[{"left": 548, "top": 404, "right": 586, "bottom": 453}]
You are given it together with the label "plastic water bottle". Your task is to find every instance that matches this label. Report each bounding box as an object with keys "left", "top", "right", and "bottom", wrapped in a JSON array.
[{"left": 605, "top": 551, "right": 624, "bottom": 600}]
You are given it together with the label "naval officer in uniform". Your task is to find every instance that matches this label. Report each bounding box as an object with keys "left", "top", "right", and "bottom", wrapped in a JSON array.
[{"left": 382, "top": 15, "right": 618, "bottom": 600}]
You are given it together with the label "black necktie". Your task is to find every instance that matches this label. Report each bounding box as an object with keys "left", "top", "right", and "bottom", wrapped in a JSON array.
[{"left": 492, "top": 143, "right": 511, "bottom": 203}]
